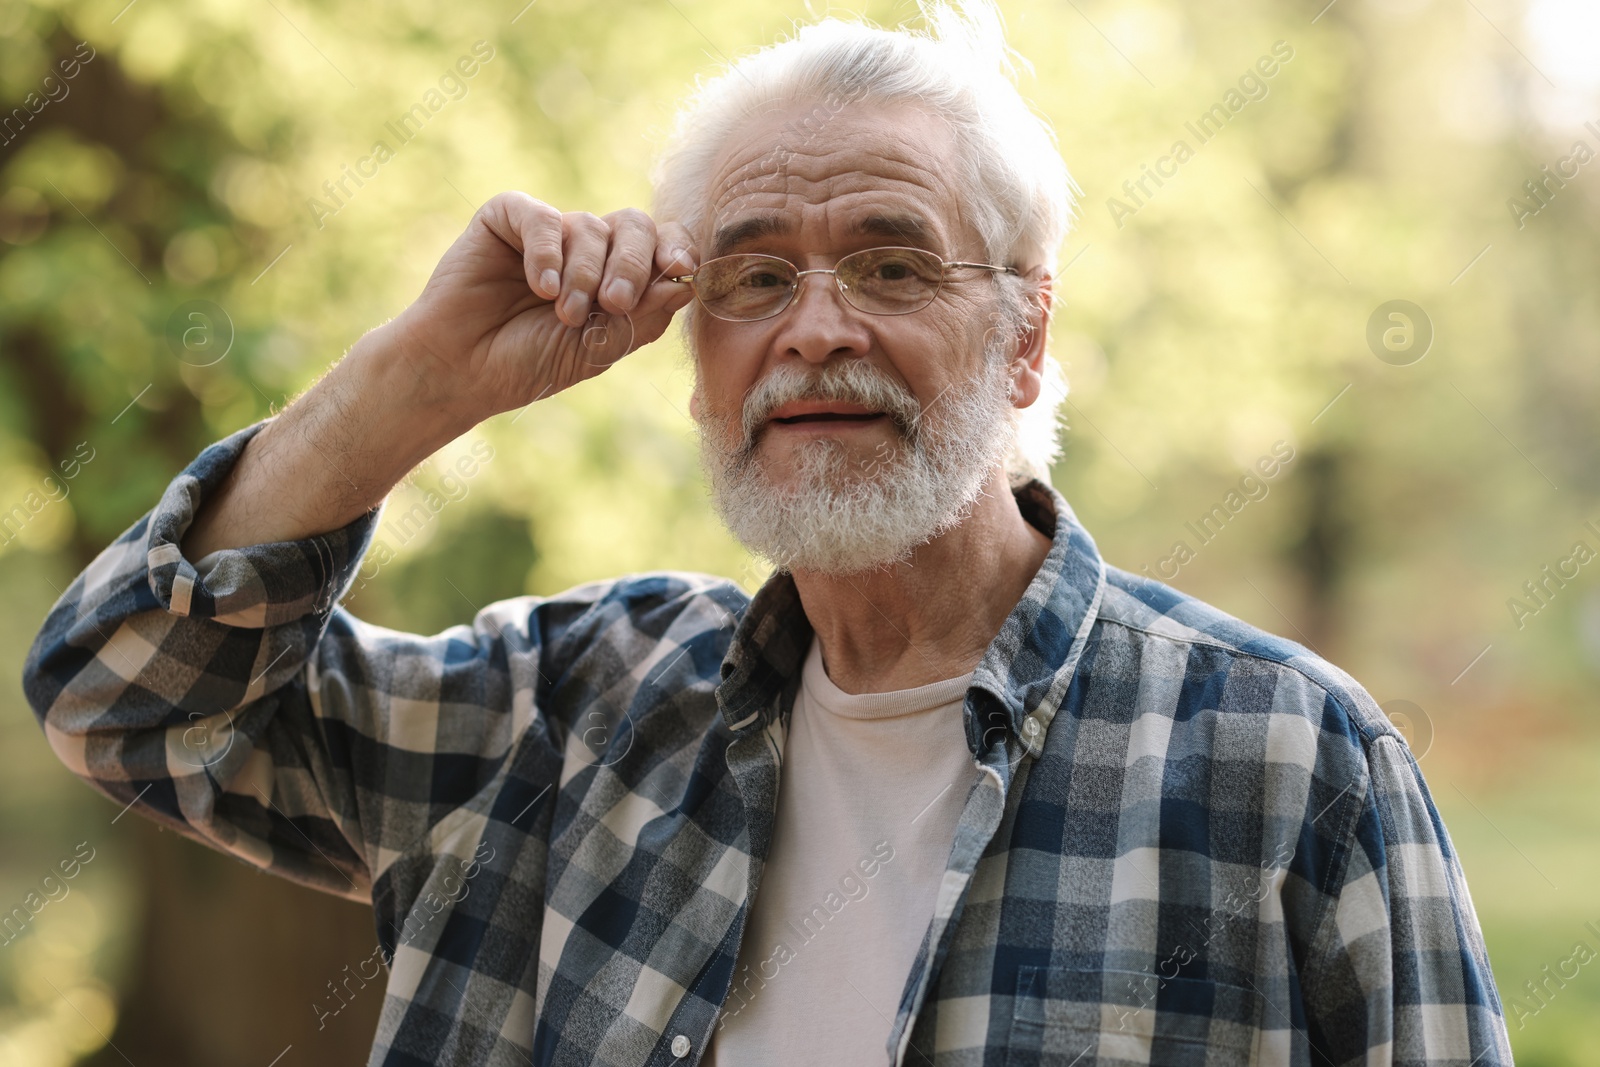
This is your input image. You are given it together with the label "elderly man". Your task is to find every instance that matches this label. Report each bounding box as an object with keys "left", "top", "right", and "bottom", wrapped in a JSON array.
[{"left": 25, "top": 2, "right": 1510, "bottom": 1065}]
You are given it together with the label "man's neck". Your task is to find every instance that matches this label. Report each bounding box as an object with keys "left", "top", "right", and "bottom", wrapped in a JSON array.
[{"left": 789, "top": 468, "right": 1054, "bottom": 695}]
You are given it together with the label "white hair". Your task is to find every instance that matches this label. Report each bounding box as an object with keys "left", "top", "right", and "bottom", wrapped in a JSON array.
[{"left": 649, "top": 0, "right": 1080, "bottom": 485}]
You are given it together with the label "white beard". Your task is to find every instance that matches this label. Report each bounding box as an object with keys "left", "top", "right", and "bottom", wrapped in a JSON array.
[{"left": 695, "top": 342, "right": 1020, "bottom": 576}]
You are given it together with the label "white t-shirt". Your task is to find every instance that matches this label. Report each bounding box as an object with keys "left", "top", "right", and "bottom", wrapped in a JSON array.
[{"left": 705, "top": 634, "right": 979, "bottom": 1066}]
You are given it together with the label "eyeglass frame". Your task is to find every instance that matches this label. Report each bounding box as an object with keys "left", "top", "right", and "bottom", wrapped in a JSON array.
[{"left": 665, "top": 245, "right": 1021, "bottom": 322}]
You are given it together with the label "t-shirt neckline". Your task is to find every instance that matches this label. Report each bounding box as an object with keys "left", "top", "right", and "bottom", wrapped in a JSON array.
[{"left": 801, "top": 635, "right": 976, "bottom": 721}]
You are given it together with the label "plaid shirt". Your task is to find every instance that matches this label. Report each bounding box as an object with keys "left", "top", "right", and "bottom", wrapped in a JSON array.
[{"left": 24, "top": 416, "right": 1512, "bottom": 1067}]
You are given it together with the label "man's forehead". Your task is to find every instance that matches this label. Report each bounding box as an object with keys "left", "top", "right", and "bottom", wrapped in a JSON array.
[{"left": 699, "top": 100, "right": 966, "bottom": 254}]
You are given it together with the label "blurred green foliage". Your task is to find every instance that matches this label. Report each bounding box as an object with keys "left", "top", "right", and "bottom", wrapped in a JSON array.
[{"left": 2, "top": 0, "right": 1598, "bottom": 1062}]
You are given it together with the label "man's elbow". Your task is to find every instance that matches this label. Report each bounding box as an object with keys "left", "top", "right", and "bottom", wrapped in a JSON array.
[{"left": 22, "top": 609, "right": 148, "bottom": 777}]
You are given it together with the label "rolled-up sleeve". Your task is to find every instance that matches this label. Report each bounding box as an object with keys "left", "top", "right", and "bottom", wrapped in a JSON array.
[
  {"left": 21, "top": 417, "right": 564, "bottom": 902},
  {"left": 1304, "top": 728, "right": 1513, "bottom": 1066}
]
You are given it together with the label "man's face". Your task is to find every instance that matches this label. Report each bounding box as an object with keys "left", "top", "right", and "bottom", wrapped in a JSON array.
[{"left": 687, "top": 99, "right": 1026, "bottom": 575}]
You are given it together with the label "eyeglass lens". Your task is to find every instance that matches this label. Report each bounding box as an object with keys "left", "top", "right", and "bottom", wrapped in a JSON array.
[{"left": 693, "top": 247, "right": 945, "bottom": 320}]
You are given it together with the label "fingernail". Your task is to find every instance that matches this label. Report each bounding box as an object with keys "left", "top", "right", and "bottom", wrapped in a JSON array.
[
  {"left": 607, "top": 279, "right": 636, "bottom": 309},
  {"left": 541, "top": 270, "right": 560, "bottom": 295},
  {"left": 562, "top": 290, "right": 588, "bottom": 321}
]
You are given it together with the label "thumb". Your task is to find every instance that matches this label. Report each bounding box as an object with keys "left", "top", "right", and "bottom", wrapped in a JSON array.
[{"left": 625, "top": 279, "right": 695, "bottom": 353}]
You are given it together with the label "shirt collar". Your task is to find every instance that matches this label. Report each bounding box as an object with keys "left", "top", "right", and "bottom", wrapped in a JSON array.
[{"left": 715, "top": 477, "right": 1108, "bottom": 756}]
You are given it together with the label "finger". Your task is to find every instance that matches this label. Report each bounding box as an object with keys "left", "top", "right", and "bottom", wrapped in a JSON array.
[
  {"left": 480, "top": 191, "right": 564, "bottom": 301},
  {"left": 596, "top": 208, "right": 657, "bottom": 316},
  {"left": 637, "top": 236, "right": 696, "bottom": 314},
  {"left": 653, "top": 221, "right": 698, "bottom": 283},
  {"left": 634, "top": 271, "right": 696, "bottom": 321},
  {"left": 557, "top": 212, "right": 609, "bottom": 329},
  {"left": 625, "top": 269, "right": 697, "bottom": 353}
]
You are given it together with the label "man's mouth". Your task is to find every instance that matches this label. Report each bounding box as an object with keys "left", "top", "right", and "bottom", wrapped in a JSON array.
[{"left": 767, "top": 401, "right": 887, "bottom": 426}]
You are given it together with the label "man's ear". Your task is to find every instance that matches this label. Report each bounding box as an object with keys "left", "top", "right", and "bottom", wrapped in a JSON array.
[{"left": 1008, "top": 270, "right": 1053, "bottom": 409}]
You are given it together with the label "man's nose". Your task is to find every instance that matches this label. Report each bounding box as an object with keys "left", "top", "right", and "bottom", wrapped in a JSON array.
[{"left": 779, "top": 271, "right": 871, "bottom": 364}]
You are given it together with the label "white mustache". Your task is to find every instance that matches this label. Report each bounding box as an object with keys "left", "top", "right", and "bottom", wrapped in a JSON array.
[{"left": 739, "top": 360, "right": 925, "bottom": 448}]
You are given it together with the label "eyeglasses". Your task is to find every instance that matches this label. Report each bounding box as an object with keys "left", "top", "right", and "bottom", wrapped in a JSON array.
[{"left": 667, "top": 246, "right": 1019, "bottom": 322}]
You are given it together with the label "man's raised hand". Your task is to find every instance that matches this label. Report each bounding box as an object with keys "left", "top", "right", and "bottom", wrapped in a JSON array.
[
  {"left": 180, "top": 194, "right": 698, "bottom": 559},
  {"left": 390, "top": 191, "right": 698, "bottom": 425}
]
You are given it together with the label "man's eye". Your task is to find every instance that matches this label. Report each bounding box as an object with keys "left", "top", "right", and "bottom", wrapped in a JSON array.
[
  {"left": 739, "top": 270, "right": 787, "bottom": 288},
  {"left": 862, "top": 254, "right": 929, "bottom": 282}
]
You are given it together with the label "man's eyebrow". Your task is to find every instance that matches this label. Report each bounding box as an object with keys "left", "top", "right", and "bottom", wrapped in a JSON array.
[
  {"left": 709, "top": 212, "right": 938, "bottom": 258},
  {"left": 846, "top": 213, "right": 936, "bottom": 247},
  {"left": 711, "top": 215, "right": 794, "bottom": 258}
]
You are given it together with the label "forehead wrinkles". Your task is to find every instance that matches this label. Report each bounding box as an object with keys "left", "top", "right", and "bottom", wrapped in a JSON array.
[{"left": 704, "top": 114, "right": 964, "bottom": 242}]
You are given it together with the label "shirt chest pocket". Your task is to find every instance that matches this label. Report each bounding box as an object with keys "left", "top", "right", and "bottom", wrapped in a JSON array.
[{"left": 1006, "top": 966, "right": 1262, "bottom": 1067}]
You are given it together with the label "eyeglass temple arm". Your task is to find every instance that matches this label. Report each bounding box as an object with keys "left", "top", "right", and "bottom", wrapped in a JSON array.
[{"left": 943, "top": 262, "right": 1019, "bottom": 274}]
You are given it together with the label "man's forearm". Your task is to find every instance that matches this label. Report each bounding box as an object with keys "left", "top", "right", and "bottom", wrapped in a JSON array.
[{"left": 181, "top": 322, "right": 469, "bottom": 559}]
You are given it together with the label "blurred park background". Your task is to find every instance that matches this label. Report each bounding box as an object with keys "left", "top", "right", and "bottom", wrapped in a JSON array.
[{"left": 2, "top": 0, "right": 1598, "bottom": 1061}]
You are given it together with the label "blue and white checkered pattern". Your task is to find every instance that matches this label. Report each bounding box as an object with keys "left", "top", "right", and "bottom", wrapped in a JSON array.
[{"left": 23, "top": 416, "right": 1512, "bottom": 1066}]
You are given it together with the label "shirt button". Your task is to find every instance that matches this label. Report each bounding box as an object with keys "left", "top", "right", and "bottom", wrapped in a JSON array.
[
  {"left": 671, "top": 1034, "right": 692, "bottom": 1058},
  {"left": 1024, "top": 716, "right": 1041, "bottom": 736}
]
